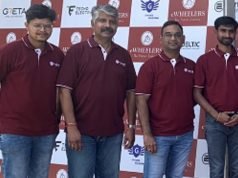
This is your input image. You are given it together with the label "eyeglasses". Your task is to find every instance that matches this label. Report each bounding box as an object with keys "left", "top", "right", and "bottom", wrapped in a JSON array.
[
  {"left": 31, "top": 24, "right": 53, "bottom": 31},
  {"left": 162, "top": 32, "right": 183, "bottom": 39}
]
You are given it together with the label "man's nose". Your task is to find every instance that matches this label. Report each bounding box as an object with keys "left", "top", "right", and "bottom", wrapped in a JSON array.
[
  {"left": 104, "top": 20, "right": 110, "bottom": 27},
  {"left": 224, "top": 31, "right": 232, "bottom": 37}
]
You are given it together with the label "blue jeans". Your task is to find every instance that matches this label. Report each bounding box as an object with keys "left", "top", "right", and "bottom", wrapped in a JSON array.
[
  {"left": 0, "top": 134, "right": 57, "bottom": 178},
  {"left": 143, "top": 131, "right": 193, "bottom": 178},
  {"left": 205, "top": 114, "right": 238, "bottom": 178},
  {"left": 66, "top": 133, "right": 123, "bottom": 178}
]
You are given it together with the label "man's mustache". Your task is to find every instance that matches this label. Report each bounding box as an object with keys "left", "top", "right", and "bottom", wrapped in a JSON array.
[
  {"left": 222, "top": 37, "right": 233, "bottom": 41},
  {"left": 101, "top": 28, "right": 114, "bottom": 33}
]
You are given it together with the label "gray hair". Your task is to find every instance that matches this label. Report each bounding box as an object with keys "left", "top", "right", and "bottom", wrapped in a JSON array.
[{"left": 91, "top": 4, "right": 118, "bottom": 23}]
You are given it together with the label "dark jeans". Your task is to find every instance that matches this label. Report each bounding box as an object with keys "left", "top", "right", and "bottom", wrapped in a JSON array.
[
  {"left": 66, "top": 133, "right": 123, "bottom": 178},
  {"left": 0, "top": 134, "right": 57, "bottom": 178},
  {"left": 143, "top": 131, "right": 193, "bottom": 178},
  {"left": 205, "top": 114, "right": 238, "bottom": 178}
]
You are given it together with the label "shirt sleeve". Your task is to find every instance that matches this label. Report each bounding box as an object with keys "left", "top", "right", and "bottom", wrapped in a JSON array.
[
  {"left": 135, "top": 60, "right": 154, "bottom": 95},
  {"left": 0, "top": 45, "right": 13, "bottom": 82},
  {"left": 126, "top": 54, "right": 137, "bottom": 90},
  {"left": 56, "top": 45, "right": 79, "bottom": 90},
  {"left": 194, "top": 56, "right": 206, "bottom": 88}
]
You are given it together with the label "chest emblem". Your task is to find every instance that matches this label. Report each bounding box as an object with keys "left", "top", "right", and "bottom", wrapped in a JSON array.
[
  {"left": 184, "top": 68, "right": 194, "bottom": 74},
  {"left": 115, "top": 59, "right": 126, "bottom": 67},
  {"left": 49, "top": 61, "right": 60, "bottom": 67}
]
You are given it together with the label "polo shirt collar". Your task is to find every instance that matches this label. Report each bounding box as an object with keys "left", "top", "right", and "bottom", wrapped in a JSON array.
[
  {"left": 159, "top": 51, "right": 186, "bottom": 63},
  {"left": 214, "top": 45, "right": 238, "bottom": 57},
  {"left": 87, "top": 36, "right": 118, "bottom": 50},
  {"left": 21, "top": 34, "right": 54, "bottom": 52}
]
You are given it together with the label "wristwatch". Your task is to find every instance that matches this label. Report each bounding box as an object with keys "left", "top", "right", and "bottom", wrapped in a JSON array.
[{"left": 128, "top": 124, "right": 136, "bottom": 129}]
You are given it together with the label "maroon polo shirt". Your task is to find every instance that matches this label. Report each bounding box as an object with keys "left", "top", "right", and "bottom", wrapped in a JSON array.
[
  {"left": 57, "top": 37, "right": 136, "bottom": 136},
  {"left": 0, "top": 35, "right": 64, "bottom": 136},
  {"left": 194, "top": 46, "right": 238, "bottom": 112},
  {"left": 136, "top": 51, "right": 195, "bottom": 136}
]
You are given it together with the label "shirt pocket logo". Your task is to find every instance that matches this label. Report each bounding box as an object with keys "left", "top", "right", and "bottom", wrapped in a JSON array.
[
  {"left": 49, "top": 61, "right": 60, "bottom": 68},
  {"left": 184, "top": 68, "right": 194, "bottom": 74}
]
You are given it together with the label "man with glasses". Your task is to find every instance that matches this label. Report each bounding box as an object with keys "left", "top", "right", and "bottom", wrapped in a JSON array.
[
  {"left": 0, "top": 4, "right": 64, "bottom": 178},
  {"left": 136, "top": 20, "right": 195, "bottom": 178}
]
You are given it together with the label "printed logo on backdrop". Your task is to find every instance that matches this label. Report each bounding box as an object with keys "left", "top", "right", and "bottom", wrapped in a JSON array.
[
  {"left": 67, "top": 5, "right": 90, "bottom": 16},
  {"left": 1, "top": 7, "right": 26, "bottom": 18},
  {"left": 180, "top": 26, "right": 206, "bottom": 61},
  {"left": 54, "top": 135, "right": 66, "bottom": 152},
  {"left": 202, "top": 153, "right": 209, "bottom": 165},
  {"left": 56, "top": 169, "right": 68, "bottom": 178},
  {"left": 51, "top": 130, "right": 67, "bottom": 164},
  {"left": 129, "top": 144, "right": 145, "bottom": 158},
  {"left": 169, "top": 0, "right": 208, "bottom": 26},
  {"left": 0, "top": 1, "right": 30, "bottom": 28},
  {"left": 130, "top": 0, "right": 168, "bottom": 27},
  {"left": 214, "top": 1, "right": 223, "bottom": 12},
  {"left": 42, "top": 0, "right": 52, "bottom": 8},
  {"left": 54, "top": 140, "right": 66, "bottom": 152},
  {"left": 128, "top": 28, "right": 161, "bottom": 62},
  {"left": 71, "top": 32, "right": 82, "bottom": 44},
  {"left": 109, "top": 0, "right": 120, "bottom": 9},
  {"left": 128, "top": 144, "right": 145, "bottom": 164},
  {"left": 141, "top": 0, "right": 159, "bottom": 19},
  {"left": 141, "top": 31, "right": 153, "bottom": 46},
  {"left": 141, "top": 0, "right": 159, "bottom": 13},
  {"left": 6, "top": 32, "right": 16, "bottom": 44},
  {"left": 61, "top": 0, "right": 96, "bottom": 27},
  {"left": 182, "top": 0, "right": 196, "bottom": 9},
  {"left": 183, "top": 40, "right": 200, "bottom": 49},
  {"left": 59, "top": 28, "right": 92, "bottom": 54}
]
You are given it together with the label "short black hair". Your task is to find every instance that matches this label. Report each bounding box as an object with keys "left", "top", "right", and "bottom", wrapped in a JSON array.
[
  {"left": 25, "top": 4, "right": 56, "bottom": 23},
  {"left": 161, "top": 20, "right": 183, "bottom": 35},
  {"left": 214, "top": 16, "right": 238, "bottom": 30}
]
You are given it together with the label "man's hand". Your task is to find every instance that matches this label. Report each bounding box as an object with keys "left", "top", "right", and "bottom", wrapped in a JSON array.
[
  {"left": 216, "top": 112, "right": 230, "bottom": 124},
  {"left": 144, "top": 134, "right": 157, "bottom": 154},
  {"left": 124, "top": 128, "right": 135, "bottom": 149},
  {"left": 67, "top": 126, "right": 82, "bottom": 151},
  {"left": 224, "top": 113, "right": 238, "bottom": 127}
]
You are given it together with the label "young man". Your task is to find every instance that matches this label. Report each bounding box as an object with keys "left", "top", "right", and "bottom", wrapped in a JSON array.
[
  {"left": 194, "top": 16, "right": 238, "bottom": 178},
  {"left": 0, "top": 4, "right": 64, "bottom": 178},
  {"left": 136, "top": 20, "right": 195, "bottom": 178},
  {"left": 57, "top": 4, "right": 136, "bottom": 178}
]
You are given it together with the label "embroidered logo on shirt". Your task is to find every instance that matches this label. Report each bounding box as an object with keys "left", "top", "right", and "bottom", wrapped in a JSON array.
[
  {"left": 184, "top": 68, "right": 194, "bottom": 74},
  {"left": 115, "top": 59, "right": 126, "bottom": 67},
  {"left": 49, "top": 61, "right": 60, "bottom": 67}
]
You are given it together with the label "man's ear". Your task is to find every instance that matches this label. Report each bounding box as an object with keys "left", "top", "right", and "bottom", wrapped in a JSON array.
[
  {"left": 159, "top": 35, "right": 163, "bottom": 45},
  {"left": 25, "top": 21, "right": 28, "bottom": 28},
  {"left": 25, "top": 22, "right": 29, "bottom": 33},
  {"left": 182, "top": 35, "right": 185, "bottom": 44},
  {"left": 213, "top": 28, "right": 218, "bottom": 36}
]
